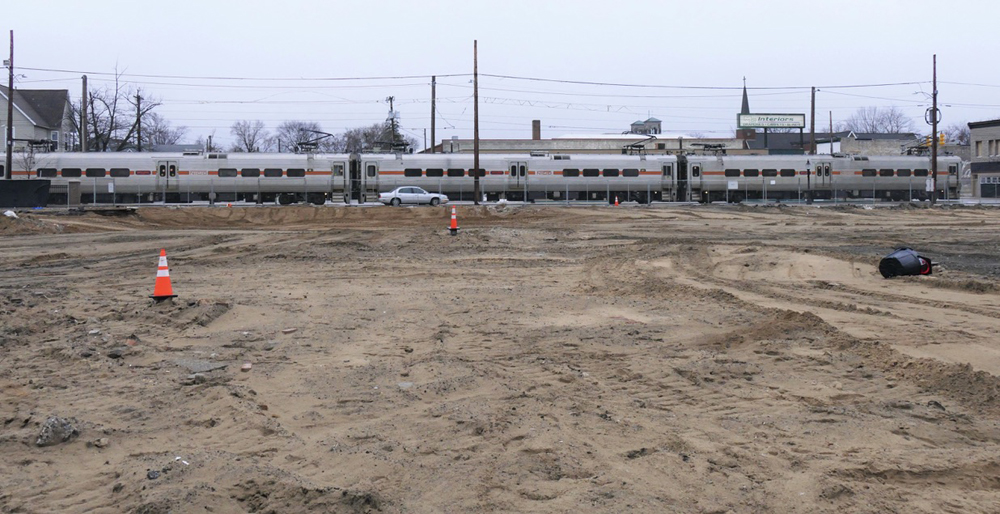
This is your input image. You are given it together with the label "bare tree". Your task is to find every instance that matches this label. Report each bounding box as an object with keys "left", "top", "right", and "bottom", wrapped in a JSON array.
[
  {"left": 274, "top": 121, "right": 337, "bottom": 153},
  {"left": 145, "top": 113, "right": 187, "bottom": 147},
  {"left": 68, "top": 68, "right": 161, "bottom": 151},
  {"left": 837, "top": 106, "right": 915, "bottom": 133},
  {"left": 332, "top": 122, "right": 418, "bottom": 153},
  {"left": 230, "top": 120, "right": 272, "bottom": 152},
  {"left": 943, "top": 123, "right": 971, "bottom": 145}
]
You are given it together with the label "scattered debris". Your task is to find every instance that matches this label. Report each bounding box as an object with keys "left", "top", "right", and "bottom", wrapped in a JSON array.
[
  {"left": 174, "top": 359, "right": 227, "bottom": 373},
  {"left": 397, "top": 382, "right": 413, "bottom": 389},
  {"left": 3, "top": 210, "right": 17, "bottom": 219},
  {"left": 182, "top": 373, "right": 207, "bottom": 385},
  {"left": 36, "top": 416, "right": 80, "bottom": 447},
  {"left": 147, "top": 470, "right": 160, "bottom": 480},
  {"left": 241, "top": 362, "right": 253, "bottom": 372},
  {"left": 92, "top": 438, "right": 109, "bottom": 448},
  {"left": 281, "top": 328, "right": 298, "bottom": 335},
  {"left": 879, "top": 247, "right": 933, "bottom": 278},
  {"left": 107, "top": 348, "right": 125, "bottom": 359}
]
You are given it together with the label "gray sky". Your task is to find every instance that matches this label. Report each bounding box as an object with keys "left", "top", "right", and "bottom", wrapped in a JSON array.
[{"left": 5, "top": 0, "right": 999, "bottom": 149}]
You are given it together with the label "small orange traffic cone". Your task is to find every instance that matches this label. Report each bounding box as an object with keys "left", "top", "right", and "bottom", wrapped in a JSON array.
[
  {"left": 448, "top": 206, "right": 459, "bottom": 236},
  {"left": 614, "top": 196, "right": 619, "bottom": 206},
  {"left": 150, "top": 249, "right": 177, "bottom": 301}
]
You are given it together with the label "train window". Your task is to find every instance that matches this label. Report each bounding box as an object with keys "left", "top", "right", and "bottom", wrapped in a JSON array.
[
  {"left": 623, "top": 168, "right": 639, "bottom": 177},
  {"left": 264, "top": 168, "right": 283, "bottom": 178},
  {"left": 37, "top": 168, "right": 57, "bottom": 178},
  {"left": 662, "top": 165, "right": 672, "bottom": 177},
  {"left": 780, "top": 169, "right": 796, "bottom": 177},
  {"left": 85, "top": 168, "right": 106, "bottom": 178},
  {"left": 218, "top": 168, "right": 238, "bottom": 178},
  {"left": 896, "top": 169, "right": 911, "bottom": 177},
  {"left": 447, "top": 168, "right": 465, "bottom": 177},
  {"left": 332, "top": 164, "right": 344, "bottom": 177},
  {"left": 426, "top": 168, "right": 444, "bottom": 178},
  {"left": 61, "top": 168, "right": 82, "bottom": 178},
  {"left": 562, "top": 168, "right": 580, "bottom": 177},
  {"left": 692, "top": 166, "right": 701, "bottom": 177},
  {"left": 287, "top": 168, "right": 305, "bottom": 178},
  {"left": 241, "top": 168, "right": 261, "bottom": 178},
  {"left": 471, "top": 169, "right": 485, "bottom": 177},
  {"left": 762, "top": 169, "right": 778, "bottom": 177},
  {"left": 724, "top": 169, "right": 740, "bottom": 177},
  {"left": 582, "top": 168, "right": 599, "bottom": 177},
  {"left": 603, "top": 169, "right": 619, "bottom": 177},
  {"left": 367, "top": 165, "right": 376, "bottom": 177},
  {"left": 744, "top": 169, "right": 759, "bottom": 177},
  {"left": 110, "top": 168, "right": 130, "bottom": 178},
  {"left": 861, "top": 169, "right": 877, "bottom": 177},
  {"left": 913, "top": 169, "right": 928, "bottom": 177},
  {"left": 879, "top": 169, "right": 894, "bottom": 177},
  {"left": 949, "top": 164, "right": 958, "bottom": 175},
  {"left": 404, "top": 168, "right": 422, "bottom": 177}
]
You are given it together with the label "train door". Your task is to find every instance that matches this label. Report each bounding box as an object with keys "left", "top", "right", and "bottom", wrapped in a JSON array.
[
  {"left": 676, "top": 157, "right": 689, "bottom": 202},
  {"left": 156, "top": 160, "right": 178, "bottom": 201},
  {"left": 661, "top": 163, "right": 675, "bottom": 202},
  {"left": 689, "top": 163, "right": 702, "bottom": 202},
  {"left": 815, "top": 161, "right": 832, "bottom": 192},
  {"left": 348, "top": 158, "right": 361, "bottom": 203},
  {"left": 360, "top": 159, "right": 379, "bottom": 204},
  {"left": 332, "top": 161, "right": 347, "bottom": 203},
  {"left": 507, "top": 160, "right": 528, "bottom": 200}
]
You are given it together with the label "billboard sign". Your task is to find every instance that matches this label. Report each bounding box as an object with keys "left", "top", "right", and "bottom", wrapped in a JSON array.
[{"left": 738, "top": 113, "right": 806, "bottom": 129}]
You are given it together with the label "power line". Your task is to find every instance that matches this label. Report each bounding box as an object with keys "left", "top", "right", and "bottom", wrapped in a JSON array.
[
  {"left": 18, "top": 66, "right": 469, "bottom": 82},
  {"left": 480, "top": 73, "right": 929, "bottom": 91}
]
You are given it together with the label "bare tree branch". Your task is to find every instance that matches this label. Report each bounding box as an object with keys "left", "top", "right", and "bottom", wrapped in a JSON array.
[
  {"left": 837, "top": 106, "right": 915, "bottom": 133},
  {"left": 230, "top": 120, "right": 272, "bottom": 152}
]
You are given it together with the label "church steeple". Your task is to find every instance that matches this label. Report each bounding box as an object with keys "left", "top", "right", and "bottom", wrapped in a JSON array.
[
  {"left": 738, "top": 77, "right": 756, "bottom": 149},
  {"left": 741, "top": 77, "right": 750, "bottom": 115}
]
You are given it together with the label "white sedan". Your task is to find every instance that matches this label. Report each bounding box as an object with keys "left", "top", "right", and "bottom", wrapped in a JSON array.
[{"left": 378, "top": 187, "right": 449, "bottom": 206}]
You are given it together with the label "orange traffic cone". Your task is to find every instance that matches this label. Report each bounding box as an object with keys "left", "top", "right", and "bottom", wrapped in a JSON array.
[
  {"left": 448, "top": 206, "right": 459, "bottom": 236},
  {"left": 150, "top": 249, "right": 177, "bottom": 301},
  {"left": 614, "top": 196, "right": 619, "bottom": 206}
]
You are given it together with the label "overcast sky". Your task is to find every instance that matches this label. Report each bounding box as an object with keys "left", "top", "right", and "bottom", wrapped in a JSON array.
[{"left": 5, "top": 0, "right": 999, "bottom": 149}]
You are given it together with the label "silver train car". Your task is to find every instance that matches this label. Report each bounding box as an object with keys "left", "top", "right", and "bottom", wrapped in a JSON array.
[{"left": 19, "top": 151, "right": 960, "bottom": 204}]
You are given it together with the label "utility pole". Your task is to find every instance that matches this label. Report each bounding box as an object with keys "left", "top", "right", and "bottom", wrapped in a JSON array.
[
  {"left": 430, "top": 76, "right": 436, "bottom": 153},
  {"left": 81, "top": 75, "right": 88, "bottom": 152},
  {"left": 473, "top": 40, "right": 480, "bottom": 205},
  {"left": 931, "top": 54, "right": 939, "bottom": 206},
  {"left": 809, "top": 86, "right": 816, "bottom": 155},
  {"left": 386, "top": 95, "right": 396, "bottom": 150},
  {"left": 4, "top": 30, "right": 13, "bottom": 180},
  {"left": 207, "top": 134, "right": 213, "bottom": 152},
  {"left": 135, "top": 94, "right": 142, "bottom": 152}
]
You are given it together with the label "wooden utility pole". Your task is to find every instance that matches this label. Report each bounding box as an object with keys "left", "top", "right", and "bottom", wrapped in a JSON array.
[
  {"left": 81, "top": 75, "right": 88, "bottom": 152},
  {"left": 473, "top": 40, "right": 480, "bottom": 205},
  {"left": 931, "top": 54, "right": 938, "bottom": 205},
  {"left": 430, "top": 75, "right": 436, "bottom": 153},
  {"left": 4, "top": 30, "right": 13, "bottom": 180},
  {"left": 135, "top": 94, "right": 142, "bottom": 152}
]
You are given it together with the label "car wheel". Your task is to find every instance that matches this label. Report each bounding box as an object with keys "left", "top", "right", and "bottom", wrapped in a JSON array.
[
  {"left": 430, "top": 197, "right": 440, "bottom": 206},
  {"left": 390, "top": 198, "right": 401, "bottom": 207}
]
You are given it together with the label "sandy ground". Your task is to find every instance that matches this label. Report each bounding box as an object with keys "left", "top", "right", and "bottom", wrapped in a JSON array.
[{"left": 2, "top": 203, "right": 1000, "bottom": 513}]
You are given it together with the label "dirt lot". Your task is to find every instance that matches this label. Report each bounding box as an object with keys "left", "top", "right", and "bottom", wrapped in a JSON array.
[{"left": 2, "top": 203, "right": 1000, "bottom": 513}]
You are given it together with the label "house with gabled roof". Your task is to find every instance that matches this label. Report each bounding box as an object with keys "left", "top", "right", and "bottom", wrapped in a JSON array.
[{"left": 0, "top": 85, "right": 75, "bottom": 153}]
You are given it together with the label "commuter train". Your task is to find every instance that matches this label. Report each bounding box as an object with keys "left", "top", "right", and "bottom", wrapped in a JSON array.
[{"left": 13, "top": 151, "right": 962, "bottom": 205}]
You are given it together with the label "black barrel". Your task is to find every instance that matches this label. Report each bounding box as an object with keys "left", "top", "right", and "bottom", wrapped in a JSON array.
[{"left": 879, "top": 247, "right": 932, "bottom": 278}]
